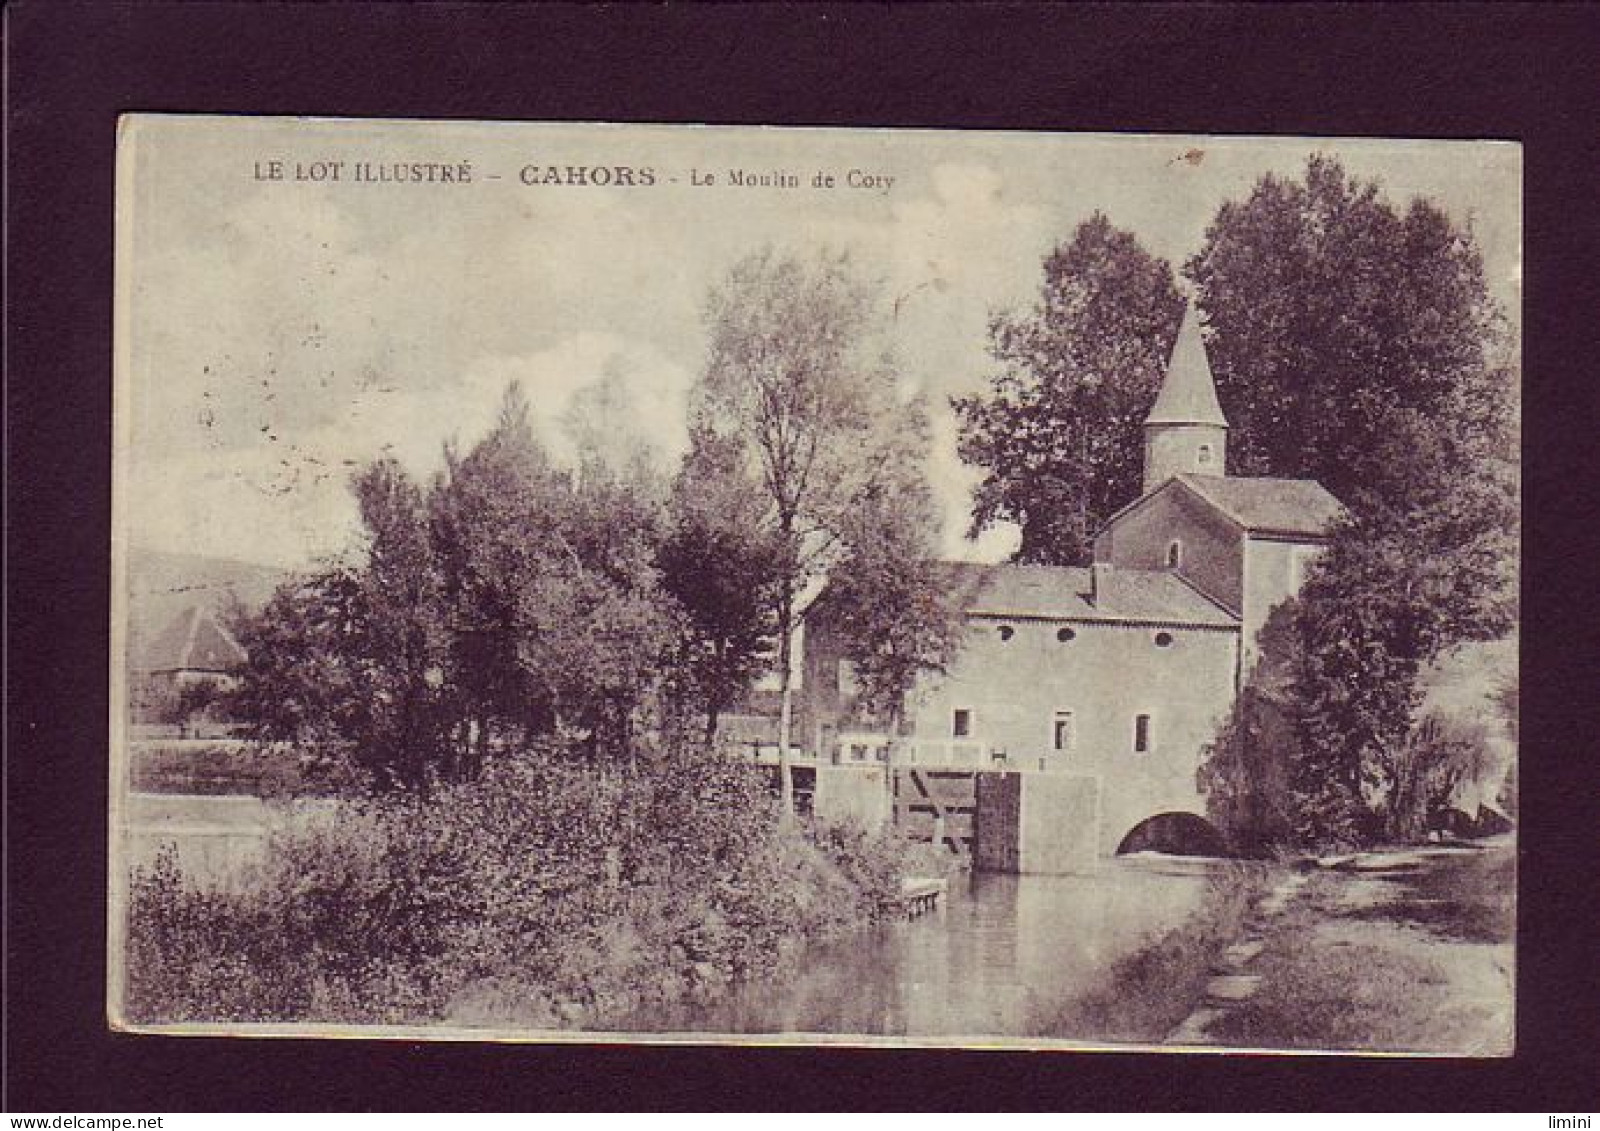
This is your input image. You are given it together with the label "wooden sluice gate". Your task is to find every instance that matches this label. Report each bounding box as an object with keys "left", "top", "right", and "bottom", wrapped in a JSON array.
[{"left": 893, "top": 768, "right": 977, "bottom": 856}]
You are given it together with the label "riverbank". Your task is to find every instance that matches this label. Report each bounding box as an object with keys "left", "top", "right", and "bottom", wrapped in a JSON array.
[
  {"left": 1043, "top": 859, "right": 1272, "bottom": 1044},
  {"left": 1040, "top": 840, "right": 1514, "bottom": 1053},
  {"left": 1206, "top": 839, "right": 1514, "bottom": 1054}
]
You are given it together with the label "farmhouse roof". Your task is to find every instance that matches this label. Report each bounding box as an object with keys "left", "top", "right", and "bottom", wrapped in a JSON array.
[
  {"left": 139, "top": 604, "right": 247, "bottom": 674},
  {"left": 936, "top": 562, "right": 1238, "bottom": 628},
  {"left": 1145, "top": 305, "right": 1228, "bottom": 428},
  {"left": 1176, "top": 474, "right": 1344, "bottom": 538}
]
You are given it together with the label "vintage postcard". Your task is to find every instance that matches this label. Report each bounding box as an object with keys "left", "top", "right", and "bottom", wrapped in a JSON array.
[{"left": 112, "top": 115, "right": 1519, "bottom": 1052}]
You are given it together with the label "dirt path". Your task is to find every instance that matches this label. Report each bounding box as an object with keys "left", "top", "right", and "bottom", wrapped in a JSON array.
[{"left": 1175, "top": 840, "right": 1515, "bottom": 1054}]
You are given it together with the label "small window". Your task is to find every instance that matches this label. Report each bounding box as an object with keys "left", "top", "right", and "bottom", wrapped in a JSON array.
[
  {"left": 1166, "top": 540, "right": 1182, "bottom": 568},
  {"left": 1134, "top": 713, "right": 1152, "bottom": 753},
  {"left": 1197, "top": 443, "right": 1214, "bottom": 466},
  {"left": 997, "top": 624, "right": 1015, "bottom": 642},
  {"left": 952, "top": 708, "right": 972, "bottom": 738},
  {"left": 1053, "top": 711, "right": 1075, "bottom": 752},
  {"left": 1056, "top": 626, "right": 1076, "bottom": 643},
  {"left": 1154, "top": 631, "right": 1174, "bottom": 648}
]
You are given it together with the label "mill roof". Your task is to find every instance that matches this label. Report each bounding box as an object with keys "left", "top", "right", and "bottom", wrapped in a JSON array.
[
  {"left": 1175, "top": 474, "right": 1344, "bottom": 538},
  {"left": 1146, "top": 304, "right": 1228, "bottom": 428},
  {"left": 139, "top": 604, "right": 247, "bottom": 674},
  {"left": 936, "top": 562, "right": 1238, "bottom": 628}
]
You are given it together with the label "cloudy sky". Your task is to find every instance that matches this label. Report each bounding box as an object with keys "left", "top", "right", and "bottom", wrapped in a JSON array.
[{"left": 117, "top": 117, "right": 1521, "bottom": 570}]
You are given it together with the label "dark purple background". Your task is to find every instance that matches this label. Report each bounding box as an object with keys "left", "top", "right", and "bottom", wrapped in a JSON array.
[{"left": 8, "top": 2, "right": 1599, "bottom": 1112}]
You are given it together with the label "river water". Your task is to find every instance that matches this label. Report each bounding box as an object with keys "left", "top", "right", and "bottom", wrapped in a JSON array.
[{"left": 617, "top": 856, "right": 1219, "bottom": 1041}]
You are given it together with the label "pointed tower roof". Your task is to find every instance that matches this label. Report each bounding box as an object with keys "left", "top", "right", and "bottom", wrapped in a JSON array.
[{"left": 1146, "top": 305, "right": 1228, "bottom": 428}]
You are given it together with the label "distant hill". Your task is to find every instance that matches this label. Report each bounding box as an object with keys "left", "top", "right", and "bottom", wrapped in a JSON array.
[{"left": 125, "top": 548, "right": 291, "bottom": 669}]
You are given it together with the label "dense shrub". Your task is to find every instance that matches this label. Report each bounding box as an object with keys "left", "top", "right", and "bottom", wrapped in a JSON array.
[
  {"left": 124, "top": 746, "right": 915, "bottom": 1028},
  {"left": 1201, "top": 598, "right": 1509, "bottom": 853}
]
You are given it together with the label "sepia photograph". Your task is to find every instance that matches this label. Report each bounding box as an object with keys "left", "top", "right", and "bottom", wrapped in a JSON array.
[{"left": 110, "top": 115, "right": 1520, "bottom": 1054}]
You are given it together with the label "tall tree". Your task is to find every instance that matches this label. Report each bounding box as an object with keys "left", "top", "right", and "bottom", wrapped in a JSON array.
[
  {"left": 231, "top": 460, "right": 453, "bottom": 793},
  {"left": 1188, "top": 155, "right": 1515, "bottom": 524},
  {"left": 1190, "top": 156, "right": 1517, "bottom": 846},
  {"left": 692, "top": 247, "right": 911, "bottom": 816},
  {"left": 348, "top": 458, "right": 453, "bottom": 790},
  {"left": 431, "top": 382, "right": 676, "bottom": 765},
  {"left": 657, "top": 426, "right": 784, "bottom": 746},
  {"left": 229, "top": 569, "right": 364, "bottom": 772},
  {"left": 824, "top": 449, "right": 964, "bottom": 767},
  {"left": 955, "top": 213, "right": 1185, "bottom": 564},
  {"left": 429, "top": 384, "right": 566, "bottom": 761},
  {"left": 1199, "top": 603, "right": 1305, "bottom": 854}
]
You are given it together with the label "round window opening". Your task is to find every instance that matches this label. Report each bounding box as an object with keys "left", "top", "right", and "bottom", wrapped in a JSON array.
[
  {"left": 998, "top": 625, "right": 1015, "bottom": 642},
  {"left": 1154, "top": 631, "right": 1174, "bottom": 648},
  {"left": 1057, "top": 626, "right": 1077, "bottom": 643}
]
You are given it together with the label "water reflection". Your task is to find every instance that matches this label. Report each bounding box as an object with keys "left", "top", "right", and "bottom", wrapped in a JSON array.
[{"left": 617, "top": 856, "right": 1214, "bottom": 1039}]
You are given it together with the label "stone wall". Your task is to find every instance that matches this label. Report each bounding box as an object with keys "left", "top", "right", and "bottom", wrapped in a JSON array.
[
  {"left": 1095, "top": 481, "right": 1244, "bottom": 615},
  {"left": 1142, "top": 423, "right": 1228, "bottom": 493},
  {"left": 1242, "top": 536, "right": 1324, "bottom": 665},
  {"left": 974, "top": 772, "right": 1103, "bottom": 873},
  {"left": 906, "top": 614, "right": 1238, "bottom": 853}
]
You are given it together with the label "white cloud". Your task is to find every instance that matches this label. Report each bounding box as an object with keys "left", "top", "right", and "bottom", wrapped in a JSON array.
[{"left": 128, "top": 330, "right": 695, "bottom": 567}]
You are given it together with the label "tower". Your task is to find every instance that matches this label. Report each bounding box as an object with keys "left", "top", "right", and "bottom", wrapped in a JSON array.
[{"left": 1142, "top": 304, "right": 1228, "bottom": 493}]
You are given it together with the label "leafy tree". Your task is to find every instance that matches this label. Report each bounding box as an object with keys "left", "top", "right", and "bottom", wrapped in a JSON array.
[
  {"left": 232, "top": 461, "right": 453, "bottom": 793},
  {"left": 955, "top": 213, "right": 1185, "bottom": 564},
  {"left": 692, "top": 247, "right": 913, "bottom": 816},
  {"left": 1199, "top": 603, "right": 1304, "bottom": 854},
  {"left": 555, "top": 394, "right": 679, "bottom": 763},
  {"left": 824, "top": 436, "right": 964, "bottom": 746},
  {"left": 429, "top": 383, "right": 567, "bottom": 759},
  {"left": 229, "top": 569, "right": 360, "bottom": 763},
  {"left": 1495, "top": 671, "right": 1519, "bottom": 745},
  {"left": 430, "top": 382, "right": 676, "bottom": 766},
  {"left": 1189, "top": 156, "right": 1516, "bottom": 846},
  {"left": 657, "top": 426, "right": 784, "bottom": 746},
  {"left": 1384, "top": 713, "right": 1496, "bottom": 842},
  {"left": 1189, "top": 156, "right": 1515, "bottom": 512},
  {"left": 231, "top": 567, "right": 442, "bottom": 794},
  {"left": 235, "top": 381, "right": 682, "bottom": 786},
  {"left": 1493, "top": 671, "right": 1518, "bottom": 819},
  {"left": 346, "top": 458, "right": 455, "bottom": 790}
]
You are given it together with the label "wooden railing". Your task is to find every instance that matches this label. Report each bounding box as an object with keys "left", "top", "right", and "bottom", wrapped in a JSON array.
[{"left": 900, "top": 739, "right": 990, "bottom": 767}]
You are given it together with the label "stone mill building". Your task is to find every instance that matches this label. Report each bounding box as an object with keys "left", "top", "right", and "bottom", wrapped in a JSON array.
[{"left": 799, "top": 305, "right": 1344, "bottom": 869}]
